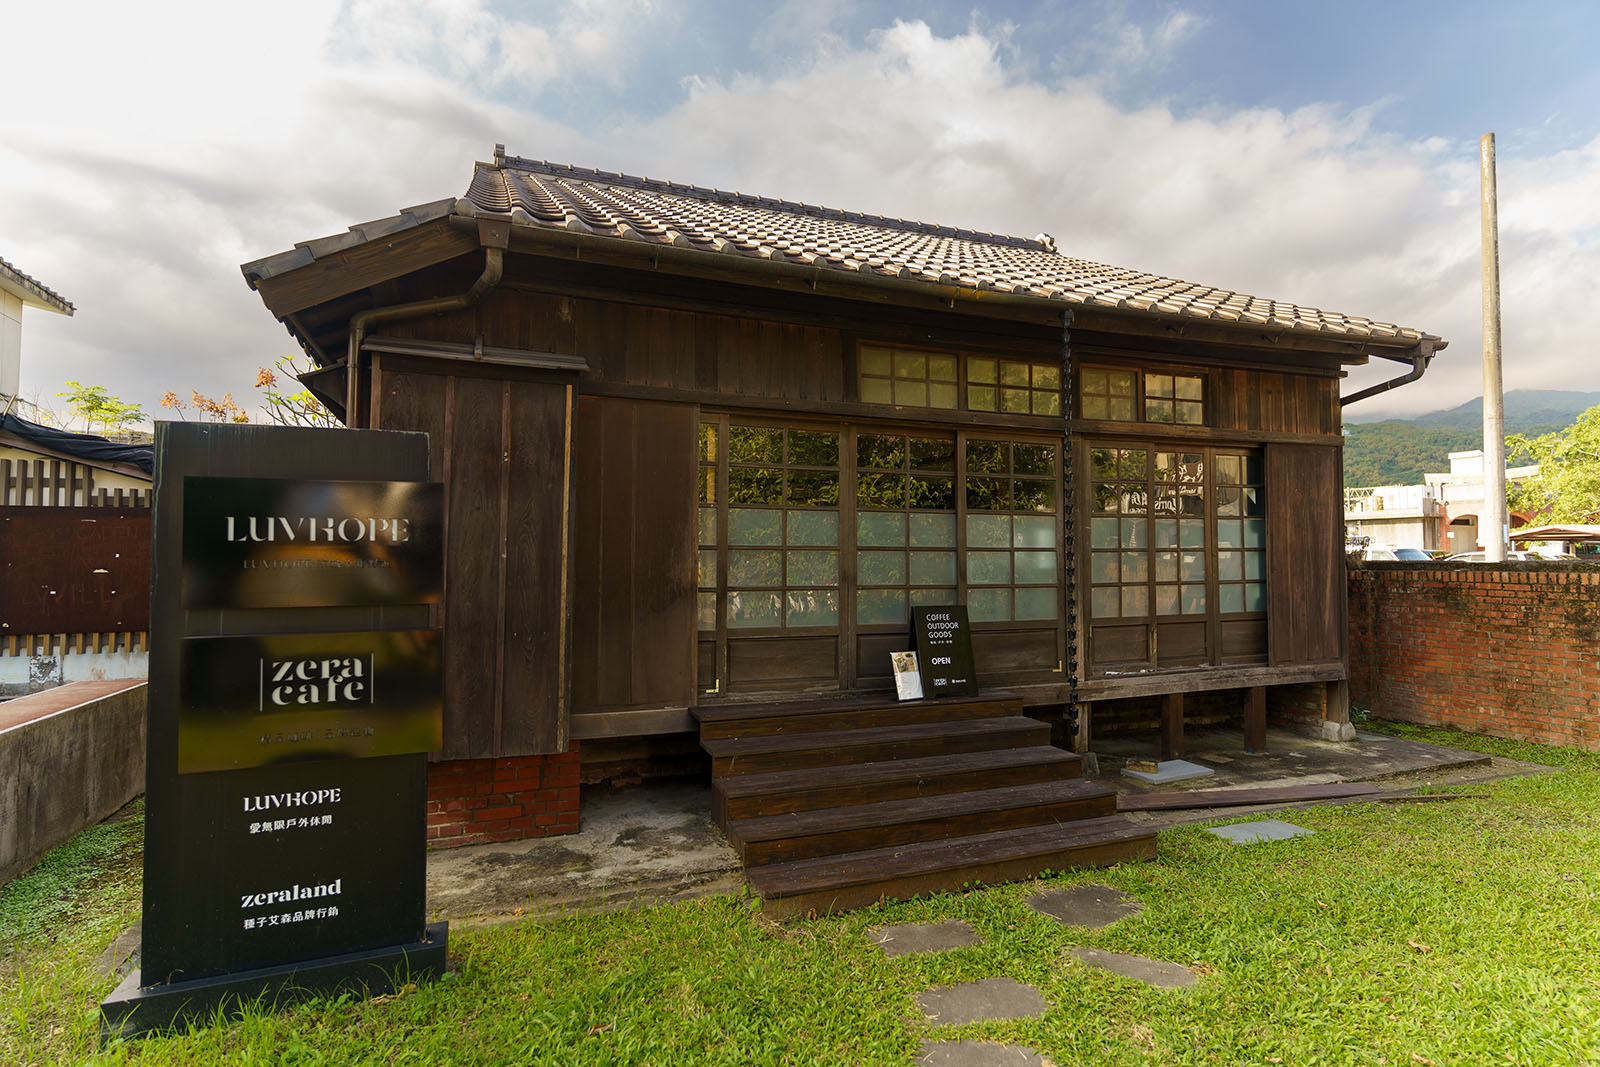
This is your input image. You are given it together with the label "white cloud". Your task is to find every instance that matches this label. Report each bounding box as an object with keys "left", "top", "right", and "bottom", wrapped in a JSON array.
[{"left": 1, "top": 9, "right": 1595, "bottom": 424}]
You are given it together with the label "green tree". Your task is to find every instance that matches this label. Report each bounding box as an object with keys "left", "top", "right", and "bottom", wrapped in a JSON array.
[
  {"left": 1507, "top": 404, "right": 1600, "bottom": 523},
  {"left": 53, "top": 381, "right": 147, "bottom": 435}
]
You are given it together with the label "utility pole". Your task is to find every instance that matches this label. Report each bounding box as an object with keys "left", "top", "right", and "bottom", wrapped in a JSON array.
[{"left": 1480, "top": 132, "right": 1507, "bottom": 561}]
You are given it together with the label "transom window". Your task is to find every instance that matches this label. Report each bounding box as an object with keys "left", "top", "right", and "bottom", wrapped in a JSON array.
[
  {"left": 967, "top": 359, "right": 1061, "bottom": 416},
  {"left": 1080, "top": 368, "right": 1204, "bottom": 425},
  {"left": 859, "top": 347, "right": 958, "bottom": 409},
  {"left": 857, "top": 345, "right": 1061, "bottom": 417}
]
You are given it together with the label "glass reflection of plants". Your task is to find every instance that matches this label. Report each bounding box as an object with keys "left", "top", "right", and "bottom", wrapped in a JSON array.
[
  {"left": 856, "top": 434, "right": 958, "bottom": 626},
  {"left": 722, "top": 426, "right": 841, "bottom": 629}
]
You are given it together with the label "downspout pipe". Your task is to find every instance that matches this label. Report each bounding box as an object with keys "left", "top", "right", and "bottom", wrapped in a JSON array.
[
  {"left": 1339, "top": 338, "right": 1444, "bottom": 408},
  {"left": 343, "top": 221, "right": 508, "bottom": 425}
]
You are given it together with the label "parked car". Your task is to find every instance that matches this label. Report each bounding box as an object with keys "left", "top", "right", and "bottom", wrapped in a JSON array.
[
  {"left": 1445, "top": 550, "right": 1541, "bottom": 562},
  {"left": 1356, "top": 545, "right": 1433, "bottom": 561}
]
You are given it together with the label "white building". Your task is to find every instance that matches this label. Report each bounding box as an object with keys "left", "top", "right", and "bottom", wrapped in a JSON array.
[
  {"left": 1, "top": 255, "right": 74, "bottom": 404},
  {"left": 1344, "top": 449, "right": 1539, "bottom": 554}
]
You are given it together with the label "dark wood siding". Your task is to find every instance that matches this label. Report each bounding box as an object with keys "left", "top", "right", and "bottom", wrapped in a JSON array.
[
  {"left": 1265, "top": 443, "right": 1343, "bottom": 665},
  {"left": 570, "top": 396, "right": 698, "bottom": 714},
  {"left": 1210, "top": 369, "right": 1338, "bottom": 435},
  {"left": 376, "top": 359, "right": 574, "bottom": 758}
]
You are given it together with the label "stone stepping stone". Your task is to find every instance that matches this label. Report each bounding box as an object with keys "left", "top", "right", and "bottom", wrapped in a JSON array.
[
  {"left": 870, "top": 919, "right": 984, "bottom": 958},
  {"left": 916, "top": 977, "right": 1048, "bottom": 1027},
  {"left": 1027, "top": 883, "right": 1142, "bottom": 929},
  {"left": 1069, "top": 946, "right": 1197, "bottom": 989},
  {"left": 1205, "top": 818, "right": 1315, "bottom": 844},
  {"left": 914, "top": 1038, "right": 1051, "bottom": 1066}
]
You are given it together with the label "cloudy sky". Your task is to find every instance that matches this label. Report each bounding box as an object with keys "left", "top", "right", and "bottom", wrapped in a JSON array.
[{"left": 3, "top": 0, "right": 1597, "bottom": 423}]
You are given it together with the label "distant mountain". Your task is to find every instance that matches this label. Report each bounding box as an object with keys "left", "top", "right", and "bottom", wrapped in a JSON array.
[{"left": 1342, "top": 389, "right": 1600, "bottom": 487}]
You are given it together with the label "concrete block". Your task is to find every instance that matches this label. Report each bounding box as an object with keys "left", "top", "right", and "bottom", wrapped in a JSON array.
[
  {"left": 1322, "top": 721, "right": 1357, "bottom": 743},
  {"left": 1122, "top": 759, "right": 1214, "bottom": 784}
]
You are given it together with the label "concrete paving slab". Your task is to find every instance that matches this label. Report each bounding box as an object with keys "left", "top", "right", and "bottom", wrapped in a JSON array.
[
  {"left": 870, "top": 919, "right": 983, "bottom": 957},
  {"left": 1205, "top": 818, "right": 1314, "bottom": 844},
  {"left": 1098, "top": 727, "right": 1493, "bottom": 799},
  {"left": 1027, "top": 883, "right": 1142, "bottom": 929},
  {"left": 1122, "top": 759, "right": 1214, "bottom": 784},
  {"left": 425, "top": 779, "right": 742, "bottom": 925},
  {"left": 914, "top": 1039, "right": 1051, "bottom": 1066},
  {"left": 1069, "top": 946, "right": 1197, "bottom": 989},
  {"left": 917, "top": 977, "right": 1049, "bottom": 1027}
]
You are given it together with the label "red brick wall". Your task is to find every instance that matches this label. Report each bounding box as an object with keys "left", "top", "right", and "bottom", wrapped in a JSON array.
[
  {"left": 426, "top": 745, "right": 581, "bottom": 848},
  {"left": 1348, "top": 562, "right": 1600, "bottom": 749},
  {"left": 1266, "top": 682, "right": 1326, "bottom": 732}
]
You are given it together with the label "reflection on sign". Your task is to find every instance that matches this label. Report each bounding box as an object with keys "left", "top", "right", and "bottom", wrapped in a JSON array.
[
  {"left": 179, "top": 629, "right": 443, "bottom": 774},
  {"left": 182, "top": 477, "right": 443, "bottom": 609}
]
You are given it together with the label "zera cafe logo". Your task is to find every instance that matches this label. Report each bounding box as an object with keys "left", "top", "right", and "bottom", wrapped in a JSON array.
[{"left": 260, "top": 654, "right": 374, "bottom": 711}]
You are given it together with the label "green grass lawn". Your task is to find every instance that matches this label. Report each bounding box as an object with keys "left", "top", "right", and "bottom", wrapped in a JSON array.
[{"left": 6, "top": 724, "right": 1600, "bottom": 1066}]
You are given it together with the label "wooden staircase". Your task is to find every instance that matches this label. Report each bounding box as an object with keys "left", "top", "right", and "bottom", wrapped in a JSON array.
[{"left": 694, "top": 693, "right": 1157, "bottom": 920}]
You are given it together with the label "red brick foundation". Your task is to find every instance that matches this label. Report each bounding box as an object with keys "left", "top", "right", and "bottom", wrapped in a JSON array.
[
  {"left": 1267, "top": 682, "right": 1327, "bottom": 734},
  {"left": 426, "top": 744, "right": 581, "bottom": 848},
  {"left": 1349, "top": 561, "right": 1600, "bottom": 749}
]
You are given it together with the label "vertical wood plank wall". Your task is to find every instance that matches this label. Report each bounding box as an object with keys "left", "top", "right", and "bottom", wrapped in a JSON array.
[
  {"left": 376, "top": 360, "right": 574, "bottom": 759},
  {"left": 1264, "top": 443, "right": 1344, "bottom": 665},
  {"left": 569, "top": 396, "right": 698, "bottom": 714}
]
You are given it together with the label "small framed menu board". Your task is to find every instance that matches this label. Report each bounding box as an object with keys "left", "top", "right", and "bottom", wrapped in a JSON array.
[{"left": 911, "top": 605, "right": 979, "bottom": 698}]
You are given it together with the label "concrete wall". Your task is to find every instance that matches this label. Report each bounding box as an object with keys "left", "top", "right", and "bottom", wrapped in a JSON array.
[
  {"left": 0, "top": 650, "right": 148, "bottom": 698},
  {"left": 0, "top": 679, "right": 146, "bottom": 883},
  {"left": 1348, "top": 561, "right": 1600, "bottom": 749}
]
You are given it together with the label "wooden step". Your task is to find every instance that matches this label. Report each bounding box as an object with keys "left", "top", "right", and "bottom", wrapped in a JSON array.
[
  {"left": 693, "top": 693, "right": 1022, "bottom": 740},
  {"left": 726, "top": 779, "right": 1119, "bottom": 865},
  {"left": 746, "top": 817, "right": 1158, "bottom": 920},
  {"left": 714, "top": 746, "right": 1082, "bottom": 823},
  {"left": 703, "top": 716, "right": 1051, "bottom": 777}
]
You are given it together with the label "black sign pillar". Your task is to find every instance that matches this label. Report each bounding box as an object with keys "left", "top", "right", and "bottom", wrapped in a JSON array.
[{"left": 102, "top": 423, "right": 447, "bottom": 1039}]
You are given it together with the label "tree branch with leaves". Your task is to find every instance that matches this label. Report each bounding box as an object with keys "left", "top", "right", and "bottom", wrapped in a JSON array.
[{"left": 1506, "top": 404, "right": 1600, "bottom": 524}]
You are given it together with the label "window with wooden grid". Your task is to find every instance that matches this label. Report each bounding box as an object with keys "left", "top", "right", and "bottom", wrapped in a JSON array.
[
  {"left": 964, "top": 439, "right": 1060, "bottom": 623},
  {"left": 858, "top": 346, "right": 959, "bottom": 409},
  {"left": 966, "top": 358, "right": 1061, "bottom": 416},
  {"left": 1215, "top": 452, "right": 1266, "bottom": 612},
  {"left": 1088, "top": 444, "right": 1264, "bottom": 621},
  {"left": 856, "top": 344, "right": 1061, "bottom": 417},
  {"left": 854, "top": 432, "right": 959, "bottom": 626},
  {"left": 1080, "top": 367, "right": 1204, "bottom": 425},
  {"left": 704, "top": 424, "right": 842, "bottom": 630}
]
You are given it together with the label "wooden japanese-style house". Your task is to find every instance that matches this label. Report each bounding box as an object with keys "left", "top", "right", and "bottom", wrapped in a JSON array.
[{"left": 241, "top": 147, "right": 1446, "bottom": 915}]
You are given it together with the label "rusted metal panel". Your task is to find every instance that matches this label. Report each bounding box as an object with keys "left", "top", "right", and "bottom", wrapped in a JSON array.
[{"left": 0, "top": 507, "right": 151, "bottom": 634}]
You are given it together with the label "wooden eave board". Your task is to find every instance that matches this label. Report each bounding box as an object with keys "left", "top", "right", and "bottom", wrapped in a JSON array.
[{"left": 251, "top": 219, "right": 480, "bottom": 319}]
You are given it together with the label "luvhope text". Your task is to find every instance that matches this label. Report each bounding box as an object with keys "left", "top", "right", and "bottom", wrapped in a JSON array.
[
  {"left": 242, "top": 787, "right": 341, "bottom": 812},
  {"left": 225, "top": 516, "right": 412, "bottom": 544}
]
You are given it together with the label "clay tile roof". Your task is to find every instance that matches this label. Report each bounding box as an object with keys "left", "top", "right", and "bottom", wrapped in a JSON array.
[
  {"left": 0, "top": 256, "right": 74, "bottom": 315},
  {"left": 242, "top": 149, "right": 1444, "bottom": 351}
]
